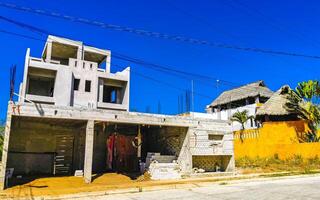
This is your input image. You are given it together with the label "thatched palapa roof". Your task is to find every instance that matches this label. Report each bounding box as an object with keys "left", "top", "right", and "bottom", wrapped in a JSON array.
[
  {"left": 208, "top": 80, "right": 273, "bottom": 108},
  {"left": 256, "top": 85, "right": 295, "bottom": 116}
]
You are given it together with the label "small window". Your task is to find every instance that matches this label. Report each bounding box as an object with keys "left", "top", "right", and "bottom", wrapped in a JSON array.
[
  {"left": 75, "top": 61, "right": 77, "bottom": 67},
  {"left": 85, "top": 80, "right": 91, "bottom": 92},
  {"left": 208, "top": 134, "right": 224, "bottom": 141},
  {"left": 83, "top": 62, "right": 85, "bottom": 69},
  {"left": 74, "top": 79, "right": 80, "bottom": 91},
  {"left": 90, "top": 64, "right": 93, "bottom": 69},
  {"left": 111, "top": 90, "right": 117, "bottom": 103},
  {"left": 103, "top": 85, "right": 123, "bottom": 104}
]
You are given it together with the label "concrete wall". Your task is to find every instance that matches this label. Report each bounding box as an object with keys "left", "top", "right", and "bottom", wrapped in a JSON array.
[
  {"left": 189, "top": 121, "right": 235, "bottom": 172},
  {"left": 193, "top": 155, "right": 233, "bottom": 172},
  {"left": 143, "top": 126, "right": 191, "bottom": 172},
  {"left": 6, "top": 118, "right": 86, "bottom": 175},
  {"left": 234, "top": 120, "right": 320, "bottom": 160},
  {"left": 92, "top": 126, "right": 107, "bottom": 173},
  {"left": 19, "top": 38, "right": 130, "bottom": 111},
  {"left": 144, "top": 126, "right": 188, "bottom": 156},
  {"left": 1, "top": 102, "right": 234, "bottom": 189}
]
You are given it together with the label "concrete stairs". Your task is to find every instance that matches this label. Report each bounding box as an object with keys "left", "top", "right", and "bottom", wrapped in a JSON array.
[{"left": 145, "top": 152, "right": 181, "bottom": 180}]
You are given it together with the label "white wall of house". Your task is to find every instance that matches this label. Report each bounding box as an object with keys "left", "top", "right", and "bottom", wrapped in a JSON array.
[{"left": 209, "top": 104, "right": 259, "bottom": 131}]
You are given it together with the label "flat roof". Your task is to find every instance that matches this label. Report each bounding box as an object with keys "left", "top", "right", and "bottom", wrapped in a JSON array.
[
  {"left": 42, "top": 35, "right": 111, "bottom": 58},
  {"left": 9, "top": 103, "right": 230, "bottom": 130}
]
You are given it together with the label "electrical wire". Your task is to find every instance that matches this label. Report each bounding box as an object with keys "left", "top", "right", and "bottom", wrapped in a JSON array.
[
  {"left": 1, "top": 2, "right": 320, "bottom": 59},
  {"left": 0, "top": 27, "right": 275, "bottom": 109}
]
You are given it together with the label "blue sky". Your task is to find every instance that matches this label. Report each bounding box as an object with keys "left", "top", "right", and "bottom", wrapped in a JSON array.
[{"left": 0, "top": 0, "right": 320, "bottom": 120}]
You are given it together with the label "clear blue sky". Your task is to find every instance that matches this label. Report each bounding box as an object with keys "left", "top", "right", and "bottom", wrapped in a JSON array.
[{"left": 1, "top": 0, "right": 320, "bottom": 120}]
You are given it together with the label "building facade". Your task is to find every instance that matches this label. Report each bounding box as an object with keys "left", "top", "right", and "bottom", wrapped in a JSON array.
[
  {"left": 0, "top": 35, "right": 235, "bottom": 190},
  {"left": 19, "top": 35, "right": 130, "bottom": 110},
  {"left": 206, "top": 81, "right": 273, "bottom": 130}
]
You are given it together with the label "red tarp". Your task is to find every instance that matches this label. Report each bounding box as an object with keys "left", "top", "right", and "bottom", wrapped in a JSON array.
[{"left": 107, "top": 133, "right": 138, "bottom": 172}]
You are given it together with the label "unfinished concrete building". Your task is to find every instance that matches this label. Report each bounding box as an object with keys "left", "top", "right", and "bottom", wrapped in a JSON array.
[
  {"left": 19, "top": 35, "right": 130, "bottom": 110},
  {"left": 0, "top": 35, "right": 234, "bottom": 189}
]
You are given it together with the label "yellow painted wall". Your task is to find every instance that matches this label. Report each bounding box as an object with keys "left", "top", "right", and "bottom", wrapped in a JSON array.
[{"left": 234, "top": 120, "right": 320, "bottom": 159}]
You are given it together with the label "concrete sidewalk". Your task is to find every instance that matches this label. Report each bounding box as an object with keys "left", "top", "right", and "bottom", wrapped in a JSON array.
[
  {"left": 86, "top": 175, "right": 320, "bottom": 200},
  {"left": 2, "top": 171, "right": 320, "bottom": 200}
]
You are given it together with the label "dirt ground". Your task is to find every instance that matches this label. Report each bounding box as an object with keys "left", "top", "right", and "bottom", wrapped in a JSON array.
[
  {"left": 1, "top": 173, "right": 151, "bottom": 199},
  {"left": 2, "top": 170, "right": 317, "bottom": 199},
  {"left": 1, "top": 172, "right": 208, "bottom": 199}
]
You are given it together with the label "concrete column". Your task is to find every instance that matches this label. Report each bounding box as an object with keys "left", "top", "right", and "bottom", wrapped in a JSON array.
[
  {"left": 217, "top": 106, "right": 221, "bottom": 120},
  {"left": 46, "top": 41, "right": 52, "bottom": 62},
  {"left": 226, "top": 155, "right": 236, "bottom": 173},
  {"left": 106, "top": 54, "right": 111, "bottom": 73},
  {"left": 20, "top": 48, "right": 30, "bottom": 103},
  {"left": 78, "top": 45, "right": 83, "bottom": 60},
  {"left": 137, "top": 125, "right": 142, "bottom": 159},
  {"left": 227, "top": 103, "right": 231, "bottom": 118},
  {"left": 177, "top": 128, "right": 192, "bottom": 174},
  {"left": 0, "top": 102, "right": 13, "bottom": 190},
  {"left": 255, "top": 96, "right": 260, "bottom": 104},
  {"left": 98, "top": 80, "right": 104, "bottom": 103},
  {"left": 84, "top": 120, "right": 94, "bottom": 183}
]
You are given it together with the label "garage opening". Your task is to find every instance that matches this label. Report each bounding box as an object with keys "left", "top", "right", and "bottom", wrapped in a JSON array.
[
  {"left": 6, "top": 116, "right": 87, "bottom": 187},
  {"left": 92, "top": 123, "right": 188, "bottom": 178}
]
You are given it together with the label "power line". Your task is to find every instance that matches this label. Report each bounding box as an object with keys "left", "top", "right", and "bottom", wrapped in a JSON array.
[
  {"left": 222, "top": 0, "right": 320, "bottom": 74},
  {"left": 0, "top": 27, "right": 278, "bottom": 110},
  {"left": 0, "top": 5, "right": 314, "bottom": 97},
  {"left": 0, "top": 13, "right": 277, "bottom": 104},
  {"left": 0, "top": 24, "right": 272, "bottom": 99},
  {"left": 1, "top": 2, "right": 320, "bottom": 59},
  {"left": 0, "top": 16, "right": 271, "bottom": 101},
  {"left": 225, "top": 0, "right": 320, "bottom": 48},
  {"left": 0, "top": 14, "right": 220, "bottom": 83},
  {"left": 112, "top": 63, "right": 214, "bottom": 100},
  {"left": 163, "top": 0, "right": 245, "bottom": 44},
  {"left": 0, "top": 26, "right": 216, "bottom": 101},
  {"left": 0, "top": 15, "right": 241, "bottom": 88}
]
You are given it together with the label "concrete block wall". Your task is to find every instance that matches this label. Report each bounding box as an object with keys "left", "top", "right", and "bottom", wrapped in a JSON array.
[
  {"left": 189, "top": 120, "right": 235, "bottom": 172},
  {"left": 192, "top": 155, "right": 233, "bottom": 172},
  {"left": 6, "top": 118, "right": 86, "bottom": 175},
  {"left": 143, "top": 126, "right": 191, "bottom": 173},
  {"left": 92, "top": 125, "right": 108, "bottom": 173},
  {"left": 144, "top": 127, "right": 188, "bottom": 157}
]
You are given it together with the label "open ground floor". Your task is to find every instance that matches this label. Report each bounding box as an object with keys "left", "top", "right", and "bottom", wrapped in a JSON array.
[{"left": 0, "top": 102, "right": 234, "bottom": 191}]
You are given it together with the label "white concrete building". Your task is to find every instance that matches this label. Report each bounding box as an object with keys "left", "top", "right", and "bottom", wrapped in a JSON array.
[
  {"left": 19, "top": 35, "right": 130, "bottom": 111},
  {"left": 206, "top": 81, "right": 273, "bottom": 131},
  {"left": 1, "top": 35, "right": 235, "bottom": 190}
]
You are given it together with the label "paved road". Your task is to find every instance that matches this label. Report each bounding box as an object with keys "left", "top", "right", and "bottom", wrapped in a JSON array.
[{"left": 82, "top": 175, "right": 320, "bottom": 200}]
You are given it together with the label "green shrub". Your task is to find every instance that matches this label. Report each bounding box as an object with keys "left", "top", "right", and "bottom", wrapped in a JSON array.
[
  {"left": 236, "top": 154, "right": 320, "bottom": 172},
  {"left": 286, "top": 155, "right": 303, "bottom": 166}
]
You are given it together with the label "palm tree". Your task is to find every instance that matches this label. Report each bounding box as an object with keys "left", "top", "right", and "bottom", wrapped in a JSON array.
[
  {"left": 286, "top": 80, "right": 320, "bottom": 142},
  {"left": 231, "top": 110, "right": 254, "bottom": 130},
  {"left": 295, "top": 80, "right": 320, "bottom": 103}
]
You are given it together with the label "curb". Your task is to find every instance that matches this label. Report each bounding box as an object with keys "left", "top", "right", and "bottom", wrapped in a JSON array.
[{"left": 6, "top": 172, "right": 320, "bottom": 200}]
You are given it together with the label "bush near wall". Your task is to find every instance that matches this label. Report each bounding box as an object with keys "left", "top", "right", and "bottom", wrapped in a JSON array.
[
  {"left": 236, "top": 154, "right": 320, "bottom": 173},
  {"left": 234, "top": 120, "right": 320, "bottom": 161}
]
